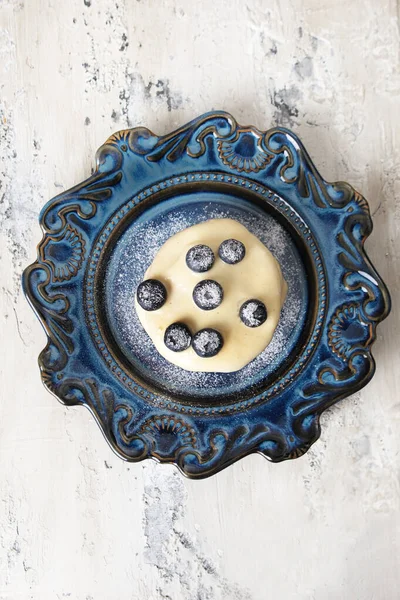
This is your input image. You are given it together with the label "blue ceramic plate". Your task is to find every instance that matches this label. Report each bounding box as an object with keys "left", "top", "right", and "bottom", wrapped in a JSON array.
[{"left": 23, "top": 111, "right": 391, "bottom": 478}]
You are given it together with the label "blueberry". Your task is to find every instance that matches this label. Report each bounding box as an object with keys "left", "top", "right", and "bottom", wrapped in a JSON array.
[
  {"left": 218, "top": 239, "right": 245, "bottom": 264},
  {"left": 192, "top": 279, "right": 223, "bottom": 310},
  {"left": 192, "top": 328, "right": 224, "bottom": 357},
  {"left": 136, "top": 279, "right": 167, "bottom": 311},
  {"left": 164, "top": 322, "right": 192, "bottom": 352},
  {"left": 186, "top": 244, "right": 215, "bottom": 273},
  {"left": 239, "top": 299, "right": 267, "bottom": 327}
]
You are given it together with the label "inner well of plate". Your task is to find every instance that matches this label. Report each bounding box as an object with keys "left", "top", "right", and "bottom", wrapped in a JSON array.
[{"left": 96, "top": 183, "right": 314, "bottom": 405}]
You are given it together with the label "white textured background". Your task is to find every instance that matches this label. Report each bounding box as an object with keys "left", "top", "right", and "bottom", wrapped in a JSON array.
[{"left": 1, "top": 1, "right": 399, "bottom": 599}]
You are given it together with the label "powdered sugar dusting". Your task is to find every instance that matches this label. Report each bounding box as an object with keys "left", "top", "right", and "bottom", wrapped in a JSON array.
[
  {"left": 186, "top": 244, "right": 215, "bottom": 272},
  {"left": 218, "top": 238, "right": 246, "bottom": 264},
  {"left": 240, "top": 300, "right": 267, "bottom": 327},
  {"left": 164, "top": 323, "right": 192, "bottom": 352},
  {"left": 192, "top": 329, "right": 222, "bottom": 357},
  {"left": 193, "top": 279, "right": 223, "bottom": 310},
  {"left": 106, "top": 196, "right": 307, "bottom": 398}
]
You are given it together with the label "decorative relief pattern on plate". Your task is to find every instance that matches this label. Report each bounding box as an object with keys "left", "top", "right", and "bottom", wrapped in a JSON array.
[
  {"left": 328, "top": 303, "right": 373, "bottom": 360},
  {"left": 217, "top": 128, "right": 273, "bottom": 173},
  {"left": 23, "top": 111, "right": 391, "bottom": 478},
  {"left": 41, "top": 224, "right": 86, "bottom": 282},
  {"left": 138, "top": 415, "right": 197, "bottom": 448}
]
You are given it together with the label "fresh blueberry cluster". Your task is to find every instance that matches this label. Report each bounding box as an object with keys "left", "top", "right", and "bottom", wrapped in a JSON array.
[
  {"left": 136, "top": 277, "right": 224, "bottom": 357},
  {"left": 185, "top": 239, "right": 246, "bottom": 273},
  {"left": 164, "top": 323, "right": 223, "bottom": 357},
  {"left": 136, "top": 238, "right": 269, "bottom": 359}
]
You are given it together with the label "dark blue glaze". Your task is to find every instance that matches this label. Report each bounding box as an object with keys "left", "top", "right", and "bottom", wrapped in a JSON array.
[{"left": 22, "top": 111, "right": 391, "bottom": 478}]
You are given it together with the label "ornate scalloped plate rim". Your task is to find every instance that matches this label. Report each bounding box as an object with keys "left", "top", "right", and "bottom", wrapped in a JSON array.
[{"left": 23, "top": 110, "right": 391, "bottom": 479}]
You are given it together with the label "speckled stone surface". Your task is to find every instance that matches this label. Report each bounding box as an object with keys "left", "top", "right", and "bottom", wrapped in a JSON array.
[{"left": 1, "top": 1, "right": 399, "bottom": 599}]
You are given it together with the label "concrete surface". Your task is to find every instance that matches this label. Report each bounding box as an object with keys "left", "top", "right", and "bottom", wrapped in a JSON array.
[{"left": 1, "top": 1, "right": 399, "bottom": 598}]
